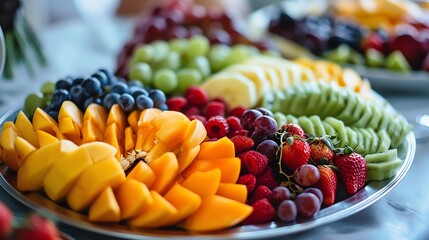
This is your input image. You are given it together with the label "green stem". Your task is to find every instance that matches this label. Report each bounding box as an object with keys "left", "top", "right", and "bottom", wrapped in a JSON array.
[{"left": 4, "top": 32, "right": 16, "bottom": 79}]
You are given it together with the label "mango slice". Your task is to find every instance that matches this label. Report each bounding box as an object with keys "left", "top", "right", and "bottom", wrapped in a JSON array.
[
  {"left": 14, "top": 136, "right": 37, "bottom": 167},
  {"left": 104, "top": 123, "right": 123, "bottom": 161},
  {"left": 116, "top": 178, "right": 153, "bottom": 220},
  {"left": 36, "top": 130, "right": 59, "bottom": 147},
  {"left": 80, "top": 142, "right": 117, "bottom": 163},
  {"left": 149, "top": 152, "right": 178, "bottom": 194},
  {"left": 196, "top": 137, "right": 235, "bottom": 160},
  {"left": 183, "top": 157, "right": 241, "bottom": 183},
  {"left": 32, "top": 108, "right": 63, "bottom": 139},
  {"left": 216, "top": 183, "right": 248, "bottom": 204},
  {"left": 182, "top": 169, "right": 221, "bottom": 198},
  {"left": 15, "top": 111, "right": 39, "bottom": 147},
  {"left": 181, "top": 119, "right": 207, "bottom": 151},
  {"left": 89, "top": 187, "right": 121, "bottom": 222},
  {"left": 177, "top": 145, "right": 200, "bottom": 173},
  {"left": 163, "top": 183, "right": 202, "bottom": 226},
  {"left": 124, "top": 126, "right": 136, "bottom": 152},
  {"left": 127, "top": 110, "right": 141, "bottom": 133},
  {"left": 127, "top": 161, "right": 155, "bottom": 188},
  {"left": 0, "top": 125, "right": 20, "bottom": 171}
]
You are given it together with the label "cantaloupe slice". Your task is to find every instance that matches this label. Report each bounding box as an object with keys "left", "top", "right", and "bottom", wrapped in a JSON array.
[
  {"left": 89, "top": 187, "right": 121, "bottom": 222},
  {"left": 116, "top": 178, "right": 153, "bottom": 219},
  {"left": 155, "top": 118, "right": 190, "bottom": 150},
  {"left": 177, "top": 145, "right": 200, "bottom": 173},
  {"left": 183, "top": 195, "right": 253, "bottom": 231},
  {"left": 196, "top": 137, "right": 235, "bottom": 160},
  {"left": 151, "top": 111, "right": 189, "bottom": 130},
  {"left": 182, "top": 169, "right": 221, "bottom": 198},
  {"left": 145, "top": 143, "right": 170, "bottom": 163},
  {"left": 67, "top": 157, "right": 126, "bottom": 211},
  {"left": 181, "top": 119, "right": 207, "bottom": 151},
  {"left": 216, "top": 183, "right": 248, "bottom": 203},
  {"left": 83, "top": 104, "right": 108, "bottom": 134},
  {"left": 183, "top": 157, "right": 241, "bottom": 183},
  {"left": 149, "top": 152, "right": 178, "bottom": 194},
  {"left": 138, "top": 108, "right": 162, "bottom": 129},
  {"left": 107, "top": 104, "right": 127, "bottom": 135},
  {"left": 81, "top": 120, "right": 104, "bottom": 143},
  {"left": 162, "top": 183, "right": 202, "bottom": 226},
  {"left": 128, "top": 190, "right": 177, "bottom": 228},
  {"left": 127, "top": 161, "right": 156, "bottom": 188}
]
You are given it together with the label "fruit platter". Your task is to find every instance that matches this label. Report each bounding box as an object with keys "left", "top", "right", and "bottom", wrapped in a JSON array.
[
  {"left": 0, "top": 1, "right": 417, "bottom": 239},
  {"left": 248, "top": 0, "right": 429, "bottom": 92}
]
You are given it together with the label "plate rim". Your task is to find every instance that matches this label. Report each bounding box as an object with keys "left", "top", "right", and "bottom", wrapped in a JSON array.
[{"left": 0, "top": 104, "right": 416, "bottom": 239}]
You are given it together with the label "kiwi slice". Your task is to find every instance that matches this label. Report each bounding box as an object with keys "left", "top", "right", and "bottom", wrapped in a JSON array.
[
  {"left": 322, "top": 121, "right": 336, "bottom": 138},
  {"left": 337, "top": 91, "right": 358, "bottom": 126},
  {"left": 368, "top": 105, "right": 382, "bottom": 130},
  {"left": 274, "top": 112, "right": 287, "bottom": 127},
  {"left": 273, "top": 90, "right": 286, "bottom": 113},
  {"left": 309, "top": 115, "right": 326, "bottom": 136},
  {"left": 347, "top": 127, "right": 359, "bottom": 150},
  {"left": 365, "top": 149, "right": 397, "bottom": 163},
  {"left": 286, "top": 114, "right": 299, "bottom": 125},
  {"left": 324, "top": 117, "right": 348, "bottom": 148},
  {"left": 298, "top": 116, "right": 315, "bottom": 136},
  {"left": 353, "top": 103, "right": 372, "bottom": 128},
  {"left": 367, "top": 128, "right": 379, "bottom": 154},
  {"left": 282, "top": 87, "right": 296, "bottom": 113},
  {"left": 366, "top": 159, "right": 402, "bottom": 181},
  {"left": 360, "top": 128, "right": 373, "bottom": 155},
  {"left": 377, "top": 130, "right": 391, "bottom": 153}
]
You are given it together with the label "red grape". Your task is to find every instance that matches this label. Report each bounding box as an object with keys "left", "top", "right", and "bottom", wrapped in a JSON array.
[
  {"left": 293, "top": 164, "right": 320, "bottom": 187},
  {"left": 240, "top": 109, "right": 263, "bottom": 130},
  {"left": 254, "top": 115, "right": 278, "bottom": 135},
  {"left": 295, "top": 192, "right": 320, "bottom": 218},
  {"left": 277, "top": 200, "right": 297, "bottom": 222},
  {"left": 303, "top": 187, "right": 323, "bottom": 205},
  {"left": 271, "top": 186, "right": 291, "bottom": 206},
  {"left": 256, "top": 139, "right": 279, "bottom": 162}
]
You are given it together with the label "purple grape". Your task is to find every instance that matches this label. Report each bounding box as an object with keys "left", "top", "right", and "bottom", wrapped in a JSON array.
[
  {"left": 277, "top": 200, "right": 297, "bottom": 222},
  {"left": 271, "top": 186, "right": 291, "bottom": 206},
  {"left": 254, "top": 115, "right": 278, "bottom": 135},
  {"left": 293, "top": 164, "right": 320, "bottom": 187},
  {"left": 241, "top": 109, "right": 263, "bottom": 130},
  {"left": 303, "top": 188, "right": 323, "bottom": 205},
  {"left": 295, "top": 192, "right": 320, "bottom": 218},
  {"left": 251, "top": 131, "right": 268, "bottom": 146},
  {"left": 256, "top": 107, "right": 274, "bottom": 117},
  {"left": 256, "top": 139, "right": 279, "bottom": 162}
]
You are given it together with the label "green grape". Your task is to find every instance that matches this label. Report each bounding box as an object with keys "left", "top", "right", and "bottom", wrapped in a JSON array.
[
  {"left": 40, "top": 81, "right": 55, "bottom": 95},
  {"left": 262, "top": 50, "right": 281, "bottom": 58},
  {"left": 227, "top": 44, "right": 254, "bottom": 65},
  {"left": 152, "top": 40, "right": 170, "bottom": 63},
  {"left": 186, "top": 35, "right": 210, "bottom": 59},
  {"left": 169, "top": 38, "right": 189, "bottom": 56},
  {"left": 208, "top": 44, "right": 231, "bottom": 72},
  {"left": 188, "top": 56, "right": 211, "bottom": 78},
  {"left": 134, "top": 45, "right": 155, "bottom": 63},
  {"left": 157, "top": 51, "right": 181, "bottom": 70},
  {"left": 24, "top": 93, "right": 43, "bottom": 116},
  {"left": 176, "top": 68, "right": 203, "bottom": 94},
  {"left": 129, "top": 63, "right": 153, "bottom": 85},
  {"left": 153, "top": 69, "right": 178, "bottom": 94}
]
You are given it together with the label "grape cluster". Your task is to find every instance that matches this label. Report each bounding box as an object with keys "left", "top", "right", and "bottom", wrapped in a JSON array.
[
  {"left": 127, "top": 36, "right": 278, "bottom": 96},
  {"left": 24, "top": 69, "right": 168, "bottom": 120},
  {"left": 240, "top": 108, "right": 279, "bottom": 148}
]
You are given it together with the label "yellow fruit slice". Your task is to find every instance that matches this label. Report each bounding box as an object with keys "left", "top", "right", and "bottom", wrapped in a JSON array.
[
  {"left": 116, "top": 178, "right": 153, "bottom": 219},
  {"left": 89, "top": 187, "right": 121, "bottom": 222}
]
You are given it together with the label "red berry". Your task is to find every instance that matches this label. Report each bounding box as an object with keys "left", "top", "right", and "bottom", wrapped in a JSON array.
[
  {"left": 166, "top": 97, "right": 187, "bottom": 111},
  {"left": 211, "top": 97, "right": 228, "bottom": 109},
  {"left": 228, "top": 129, "right": 249, "bottom": 138},
  {"left": 226, "top": 116, "right": 243, "bottom": 132},
  {"left": 230, "top": 135, "right": 254, "bottom": 154},
  {"left": 237, "top": 174, "right": 257, "bottom": 193},
  {"left": 185, "top": 86, "right": 208, "bottom": 107},
  {"left": 188, "top": 115, "right": 207, "bottom": 125},
  {"left": 204, "top": 101, "right": 226, "bottom": 119},
  {"left": 229, "top": 106, "right": 246, "bottom": 118},
  {"left": 242, "top": 198, "right": 275, "bottom": 225},
  {"left": 205, "top": 116, "right": 229, "bottom": 138},
  {"left": 243, "top": 150, "right": 268, "bottom": 176},
  {"left": 315, "top": 165, "right": 338, "bottom": 207},
  {"left": 250, "top": 185, "right": 272, "bottom": 204},
  {"left": 183, "top": 106, "right": 200, "bottom": 118},
  {"left": 16, "top": 214, "right": 60, "bottom": 240},
  {"left": 281, "top": 123, "right": 306, "bottom": 139},
  {"left": 281, "top": 139, "right": 310, "bottom": 171},
  {"left": 333, "top": 152, "right": 366, "bottom": 195},
  {"left": 309, "top": 139, "right": 335, "bottom": 164},
  {"left": 0, "top": 202, "right": 13, "bottom": 238},
  {"left": 256, "top": 167, "right": 278, "bottom": 190}
]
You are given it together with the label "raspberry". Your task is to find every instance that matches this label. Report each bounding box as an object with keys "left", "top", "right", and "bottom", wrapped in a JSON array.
[
  {"left": 250, "top": 185, "right": 272, "bottom": 204},
  {"left": 228, "top": 129, "right": 249, "bottom": 138},
  {"left": 205, "top": 116, "right": 229, "bottom": 138},
  {"left": 256, "top": 167, "right": 278, "bottom": 190},
  {"left": 242, "top": 198, "right": 275, "bottom": 225},
  {"left": 237, "top": 174, "right": 256, "bottom": 193},
  {"left": 229, "top": 106, "right": 246, "bottom": 118},
  {"left": 185, "top": 86, "right": 208, "bottom": 107},
  {"left": 166, "top": 97, "right": 187, "bottom": 112},
  {"left": 230, "top": 136, "right": 254, "bottom": 154},
  {"left": 242, "top": 150, "right": 268, "bottom": 176},
  {"left": 204, "top": 101, "right": 226, "bottom": 119},
  {"left": 183, "top": 106, "right": 200, "bottom": 118},
  {"left": 188, "top": 115, "right": 207, "bottom": 125},
  {"left": 226, "top": 116, "right": 243, "bottom": 132},
  {"left": 212, "top": 97, "right": 228, "bottom": 109}
]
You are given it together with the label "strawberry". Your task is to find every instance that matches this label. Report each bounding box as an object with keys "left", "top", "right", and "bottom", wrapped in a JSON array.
[
  {"left": 281, "top": 138, "right": 310, "bottom": 172},
  {"left": 230, "top": 135, "right": 254, "bottom": 154},
  {"left": 308, "top": 137, "right": 335, "bottom": 164},
  {"left": 16, "top": 214, "right": 60, "bottom": 240},
  {"left": 241, "top": 198, "right": 275, "bottom": 225},
  {"left": 0, "top": 202, "right": 13, "bottom": 238},
  {"left": 256, "top": 167, "right": 278, "bottom": 190},
  {"left": 315, "top": 165, "right": 337, "bottom": 207},
  {"left": 250, "top": 185, "right": 272, "bottom": 204},
  {"left": 242, "top": 150, "right": 268, "bottom": 176},
  {"left": 237, "top": 174, "right": 257, "bottom": 193},
  {"left": 333, "top": 152, "right": 366, "bottom": 195},
  {"left": 281, "top": 123, "right": 306, "bottom": 139}
]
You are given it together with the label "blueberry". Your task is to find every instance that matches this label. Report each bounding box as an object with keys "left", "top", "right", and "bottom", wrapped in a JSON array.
[
  {"left": 130, "top": 87, "right": 148, "bottom": 99},
  {"left": 51, "top": 89, "right": 70, "bottom": 110},
  {"left": 127, "top": 80, "right": 144, "bottom": 88},
  {"left": 92, "top": 71, "right": 109, "bottom": 86},
  {"left": 82, "top": 77, "right": 102, "bottom": 97},
  {"left": 55, "top": 78, "right": 73, "bottom": 91},
  {"left": 48, "top": 111, "right": 59, "bottom": 122},
  {"left": 84, "top": 97, "right": 102, "bottom": 109},
  {"left": 157, "top": 103, "right": 169, "bottom": 111},
  {"left": 103, "top": 92, "right": 120, "bottom": 110},
  {"left": 98, "top": 68, "right": 111, "bottom": 82},
  {"left": 149, "top": 89, "right": 166, "bottom": 107},
  {"left": 118, "top": 94, "right": 135, "bottom": 112},
  {"left": 72, "top": 77, "right": 85, "bottom": 85},
  {"left": 136, "top": 95, "right": 154, "bottom": 110},
  {"left": 110, "top": 82, "right": 130, "bottom": 95},
  {"left": 70, "top": 85, "right": 85, "bottom": 105}
]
